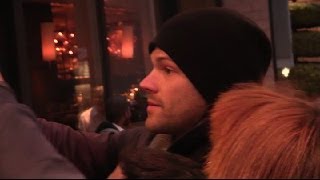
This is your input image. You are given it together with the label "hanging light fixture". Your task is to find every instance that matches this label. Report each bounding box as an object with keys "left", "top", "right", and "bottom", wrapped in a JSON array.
[
  {"left": 41, "top": 22, "right": 56, "bottom": 62},
  {"left": 121, "top": 25, "right": 134, "bottom": 59}
]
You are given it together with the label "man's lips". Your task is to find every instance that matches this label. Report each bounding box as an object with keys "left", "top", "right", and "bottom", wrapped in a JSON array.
[{"left": 147, "top": 101, "right": 160, "bottom": 106}]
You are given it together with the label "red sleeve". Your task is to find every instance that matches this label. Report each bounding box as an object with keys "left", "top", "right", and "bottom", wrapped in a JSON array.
[{"left": 36, "top": 118, "right": 120, "bottom": 178}]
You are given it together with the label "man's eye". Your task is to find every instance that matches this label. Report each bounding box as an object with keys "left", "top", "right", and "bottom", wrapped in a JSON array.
[{"left": 164, "top": 67, "right": 173, "bottom": 74}]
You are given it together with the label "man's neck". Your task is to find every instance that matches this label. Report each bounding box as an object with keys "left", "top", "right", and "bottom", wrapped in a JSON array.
[
  {"left": 167, "top": 118, "right": 211, "bottom": 164},
  {"left": 171, "top": 119, "right": 206, "bottom": 142},
  {"left": 172, "top": 109, "right": 210, "bottom": 141}
]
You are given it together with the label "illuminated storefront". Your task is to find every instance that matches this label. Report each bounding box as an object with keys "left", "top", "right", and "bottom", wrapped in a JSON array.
[{"left": 1, "top": 0, "right": 280, "bottom": 129}]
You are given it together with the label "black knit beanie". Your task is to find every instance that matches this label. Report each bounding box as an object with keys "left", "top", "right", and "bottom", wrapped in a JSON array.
[{"left": 149, "top": 7, "right": 271, "bottom": 104}]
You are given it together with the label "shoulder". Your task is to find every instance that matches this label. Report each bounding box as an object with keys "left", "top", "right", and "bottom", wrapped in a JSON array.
[{"left": 95, "top": 121, "right": 118, "bottom": 133}]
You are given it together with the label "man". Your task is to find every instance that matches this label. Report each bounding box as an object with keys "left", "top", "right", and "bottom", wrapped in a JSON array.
[
  {"left": 95, "top": 95, "right": 131, "bottom": 133},
  {"left": 78, "top": 86, "right": 106, "bottom": 132},
  {"left": 0, "top": 7, "right": 271, "bottom": 178}
]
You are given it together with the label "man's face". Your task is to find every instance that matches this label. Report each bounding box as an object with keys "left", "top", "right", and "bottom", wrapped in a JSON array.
[{"left": 139, "top": 48, "right": 207, "bottom": 135}]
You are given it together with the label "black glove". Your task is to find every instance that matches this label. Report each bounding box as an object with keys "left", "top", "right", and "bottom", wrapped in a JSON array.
[{"left": 119, "top": 147, "right": 205, "bottom": 179}]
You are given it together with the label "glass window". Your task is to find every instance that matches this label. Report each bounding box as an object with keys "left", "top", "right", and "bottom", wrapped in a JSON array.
[
  {"left": 14, "top": 0, "right": 157, "bottom": 130},
  {"left": 15, "top": 0, "right": 107, "bottom": 130},
  {"left": 103, "top": 0, "right": 157, "bottom": 124}
]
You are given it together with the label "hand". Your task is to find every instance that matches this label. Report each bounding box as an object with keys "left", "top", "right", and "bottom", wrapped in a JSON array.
[{"left": 119, "top": 147, "right": 205, "bottom": 179}]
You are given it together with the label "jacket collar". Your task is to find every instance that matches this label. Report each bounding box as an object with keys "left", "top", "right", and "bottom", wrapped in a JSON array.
[{"left": 167, "top": 117, "right": 211, "bottom": 164}]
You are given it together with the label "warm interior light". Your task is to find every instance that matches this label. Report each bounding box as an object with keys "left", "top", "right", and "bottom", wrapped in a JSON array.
[
  {"left": 41, "top": 22, "right": 56, "bottom": 62},
  {"left": 121, "top": 26, "right": 134, "bottom": 59}
]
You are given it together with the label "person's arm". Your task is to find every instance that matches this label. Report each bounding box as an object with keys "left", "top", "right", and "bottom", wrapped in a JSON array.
[
  {"left": 0, "top": 76, "right": 84, "bottom": 178},
  {"left": 36, "top": 118, "right": 120, "bottom": 178},
  {"left": 0, "top": 73, "right": 121, "bottom": 178}
]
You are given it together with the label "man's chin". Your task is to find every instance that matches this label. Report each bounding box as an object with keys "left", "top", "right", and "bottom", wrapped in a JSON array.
[
  {"left": 145, "top": 120, "right": 158, "bottom": 132},
  {"left": 146, "top": 125, "right": 177, "bottom": 136},
  {"left": 145, "top": 118, "right": 166, "bottom": 133}
]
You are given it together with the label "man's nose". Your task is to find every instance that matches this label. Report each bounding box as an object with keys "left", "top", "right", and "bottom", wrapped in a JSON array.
[{"left": 139, "top": 71, "right": 158, "bottom": 94}]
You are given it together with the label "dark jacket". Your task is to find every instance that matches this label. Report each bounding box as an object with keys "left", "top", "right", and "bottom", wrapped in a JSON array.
[
  {"left": 0, "top": 82, "right": 84, "bottom": 179},
  {"left": 95, "top": 120, "right": 118, "bottom": 133},
  {"left": 36, "top": 114, "right": 211, "bottom": 178}
]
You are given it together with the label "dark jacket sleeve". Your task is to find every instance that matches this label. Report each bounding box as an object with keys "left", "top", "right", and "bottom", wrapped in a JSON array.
[
  {"left": 36, "top": 118, "right": 120, "bottom": 178},
  {"left": 36, "top": 120, "right": 155, "bottom": 178},
  {"left": 0, "top": 82, "right": 84, "bottom": 179}
]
